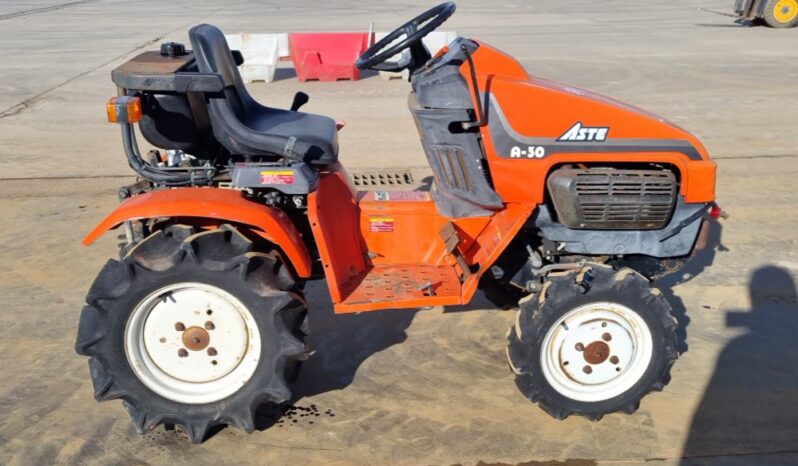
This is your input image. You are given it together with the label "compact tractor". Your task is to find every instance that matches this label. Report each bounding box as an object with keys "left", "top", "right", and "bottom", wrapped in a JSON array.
[{"left": 76, "top": 3, "right": 719, "bottom": 442}]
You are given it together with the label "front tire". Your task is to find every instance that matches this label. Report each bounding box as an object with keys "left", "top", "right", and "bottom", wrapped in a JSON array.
[
  {"left": 75, "top": 225, "right": 308, "bottom": 442},
  {"left": 506, "top": 265, "right": 677, "bottom": 420}
]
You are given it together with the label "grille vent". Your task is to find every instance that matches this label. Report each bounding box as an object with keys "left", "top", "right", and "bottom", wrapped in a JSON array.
[
  {"left": 548, "top": 168, "right": 678, "bottom": 230},
  {"left": 350, "top": 170, "right": 414, "bottom": 187},
  {"left": 430, "top": 145, "right": 474, "bottom": 194}
]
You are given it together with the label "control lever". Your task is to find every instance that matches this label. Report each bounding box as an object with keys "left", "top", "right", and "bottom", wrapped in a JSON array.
[
  {"left": 290, "top": 91, "right": 309, "bottom": 111},
  {"left": 460, "top": 45, "right": 487, "bottom": 131},
  {"left": 231, "top": 50, "right": 245, "bottom": 66}
]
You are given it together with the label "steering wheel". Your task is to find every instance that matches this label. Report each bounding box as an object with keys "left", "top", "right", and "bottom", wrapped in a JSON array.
[{"left": 355, "top": 2, "right": 456, "bottom": 73}]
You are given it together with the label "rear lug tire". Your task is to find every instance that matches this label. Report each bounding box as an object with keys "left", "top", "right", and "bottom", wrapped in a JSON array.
[{"left": 75, "top": 224, "right": 308, "bottom": 442}]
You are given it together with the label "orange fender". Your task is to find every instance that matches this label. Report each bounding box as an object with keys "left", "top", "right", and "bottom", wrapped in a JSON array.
[{"left": 83, "top": 187, "right": 313, "bottom": 278}]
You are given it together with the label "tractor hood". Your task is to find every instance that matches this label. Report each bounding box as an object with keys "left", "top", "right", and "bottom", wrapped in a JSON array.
[
  {"left": 465, "top": 41, "right": 716, "bottom": 204},
  {"left": 468, "top": 42, "right": 710, "bottom": 161}
]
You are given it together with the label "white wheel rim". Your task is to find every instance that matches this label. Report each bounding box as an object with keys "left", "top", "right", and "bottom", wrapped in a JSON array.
[
  {"left": 540, "top": 302, "right": 653, "bottom": 403},
  {"left": 125, "top": 282, "right": 261, "bottom": 404}
]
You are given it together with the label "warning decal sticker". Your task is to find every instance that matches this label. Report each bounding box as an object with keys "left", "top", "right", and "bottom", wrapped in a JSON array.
[
  {"left": 369, "top": 217, "right": 395, "bottom": 232},
  {"left": 260, "top": 170, "right": 295, "bottom": 185}
]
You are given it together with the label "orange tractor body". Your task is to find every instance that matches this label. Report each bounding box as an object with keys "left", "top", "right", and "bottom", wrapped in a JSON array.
[
  {"left": 86, "top": 41, "right": 715, "bottom": 314},
  {"left": 76, "top": 3, "right": 722, "bottom": 441}
]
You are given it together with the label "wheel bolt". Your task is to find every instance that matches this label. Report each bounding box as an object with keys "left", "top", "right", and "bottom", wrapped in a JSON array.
[
  {"left": 610, "top": 355, "right": 619, "bottom": 364},
  {"left": 207, "top": 347, "right": 217, "bottom": 356},
  {"left": 575, "top": 343, "right": 585, "bottom": 351},
  {"left": 178, "top": 348, "right": 188, "bottom": 357},
  {"left": 602, "top": 332, "right": 612, "bottom": 342},
  {"left": 205, "top": 321, "right": 215, "bottom": 331},
  {"left": 583, "top": 365, "right": 592, "bottom": 374},
  {"left": 175, "top": 322, "right": 185, "bottom": 331}
]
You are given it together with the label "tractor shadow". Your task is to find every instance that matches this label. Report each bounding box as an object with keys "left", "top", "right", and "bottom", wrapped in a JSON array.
[
  {"left": 680, "top": 265, "right": 798, "bottom": 463},
  {"left": 292, "top": 289, "right": 418, "bottom": 398},
  {"left": 655, "top": 219, "right": 727, "bottom": 354},
  {"left": 253, "top": 281, "right": 418, "bottom": 430}
]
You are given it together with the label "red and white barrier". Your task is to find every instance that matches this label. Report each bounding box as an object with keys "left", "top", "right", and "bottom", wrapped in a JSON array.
[
  {"left": 289, "top": 32, "right": 371, "bottom": 82},
  {"left": 225, "top": 29, "right": 456, "bottom": 84},
  {"left": 224, "top": 33, "right": 289, "bottom": 83}
]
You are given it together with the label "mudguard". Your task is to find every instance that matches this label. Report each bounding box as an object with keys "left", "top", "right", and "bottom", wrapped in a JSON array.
[{"left": 83, "top": 187, "right": 312, "bottom": 277}]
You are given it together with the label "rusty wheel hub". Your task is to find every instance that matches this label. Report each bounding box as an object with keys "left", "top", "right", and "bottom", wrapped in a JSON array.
[
  {"left": 583, "top": 341, "right": 610, "bottom": 365},
  {"left": 182, "top": 326, "right": 211, "bottom": 351}
]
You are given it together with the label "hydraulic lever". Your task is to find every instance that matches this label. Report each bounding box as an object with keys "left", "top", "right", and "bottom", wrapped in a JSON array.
[
  {"left": 460, "top": 44, "right": 487, "bottom": 131},
  {"left": 290, "top": 91, "right": 309, "bottom": 111}
]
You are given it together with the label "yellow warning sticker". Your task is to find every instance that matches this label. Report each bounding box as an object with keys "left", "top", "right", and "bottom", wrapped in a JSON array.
[
  {"left": 369, "top": 217, "right": 395, "bottom": 232},
  {"left": 260, "top": 170, "right": 295, "bottom": 185}
]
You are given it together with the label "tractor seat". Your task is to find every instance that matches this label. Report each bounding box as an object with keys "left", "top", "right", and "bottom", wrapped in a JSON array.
[{"left": 189, "top": 24, "right": 338, "bottom": 165}]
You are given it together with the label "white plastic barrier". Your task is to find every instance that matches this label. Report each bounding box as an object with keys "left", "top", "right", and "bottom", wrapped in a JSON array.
[
  {"left": 373, "top": 31, "right": 458, "bottom": 80},
  {"left": 276, "top": 34, "right": 290, "bottom": 59},
  {"left": 224, "top": 33, "right": 289, "bottom": 83}
]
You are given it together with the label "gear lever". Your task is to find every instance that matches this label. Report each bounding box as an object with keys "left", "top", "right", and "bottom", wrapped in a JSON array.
[{"left": 290, "top": 91, "right": 309, "bottom": 111}]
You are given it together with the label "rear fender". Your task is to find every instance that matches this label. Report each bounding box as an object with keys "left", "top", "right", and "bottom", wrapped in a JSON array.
[{"left": 83, "top": 187, "right": 312, "bottom": 278}]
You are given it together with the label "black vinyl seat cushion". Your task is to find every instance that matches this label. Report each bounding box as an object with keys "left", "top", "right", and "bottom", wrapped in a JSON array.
[{"left": 189, "top": 24, "right": 338, "bottom": 165}]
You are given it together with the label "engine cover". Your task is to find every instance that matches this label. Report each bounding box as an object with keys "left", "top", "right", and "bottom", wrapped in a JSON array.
[{"left": 546, "top": 168, "right": 678, "bottom": 230}]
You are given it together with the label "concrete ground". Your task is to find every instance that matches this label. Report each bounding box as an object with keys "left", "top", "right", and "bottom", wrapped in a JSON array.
[{"left": 1, "top": 0, "right": 797, "bottom": 464}]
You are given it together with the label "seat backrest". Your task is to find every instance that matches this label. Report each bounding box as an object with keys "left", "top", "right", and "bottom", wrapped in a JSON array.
[
  {"left": 189, "top": 24, "right": 298, "bottom": 157},
  {"left": 188, "top": 24, "right": 339, "bottom": 164},
  {"left": 189, "top": 24, "right": 255, "bottom": 119}
]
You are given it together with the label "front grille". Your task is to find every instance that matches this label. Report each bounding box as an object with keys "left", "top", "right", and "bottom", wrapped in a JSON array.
[{"left": 548, "top": 168, "right": 678, "bottom": 230}]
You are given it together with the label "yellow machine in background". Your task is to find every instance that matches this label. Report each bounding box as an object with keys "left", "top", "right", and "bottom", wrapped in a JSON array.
[{"left": 735, "top": 0, "right": 798, "bottom": 27}]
